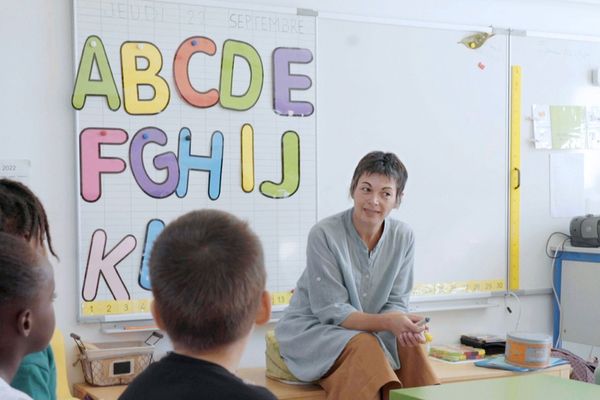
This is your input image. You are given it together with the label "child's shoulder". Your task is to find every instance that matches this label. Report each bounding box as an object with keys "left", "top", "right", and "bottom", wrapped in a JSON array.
[
  {"left": 18, "top": 347, "right": 54, "bottom": 371},
  {"left": 121, "top": 353, "right": 276, "bottom": 400},
  {"left": 10, "top": 347, "right": 55, "bottom": 400}
]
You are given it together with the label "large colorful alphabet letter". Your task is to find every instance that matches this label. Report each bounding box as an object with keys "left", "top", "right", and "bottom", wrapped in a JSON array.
[
  {"left": 176, "top": 128, "right": 224, "bottom": 200},
  {"left": 80, "top": 128, "right": 127, "bottom": 202},
  {"left": 82, "top": 229, "right": 136, "bottom": 301},
  {"left": 273, "top": 47, "right": 314, "bottom": 116},
  {"left": 173, "top": 36, "right": 219, "bottom": 108},
  {"left": 130, "top": 127, "right": 179, "bottom": 198},
  {"left": 260, "top": 131, "right": 300, "bottom": 198},
  {"left": 72, "top": 35, "right": 121, "bottom": 111},
  {"left": 241, "top": 123, "right": 255, "bottom": 192},
  {"left": 219, "top": 40, "right": 264, "bottom": 111},
  {"left": 138, "top": 219, "right": 165, "bottom": 290},
  {"left": 121, "top": 41, "right": 171, "bottom": 115}
]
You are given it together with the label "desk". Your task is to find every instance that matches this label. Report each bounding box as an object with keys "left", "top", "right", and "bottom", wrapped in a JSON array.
[
  {"left": 73, "top": 384, "right": 126, "bottom": 400},
  {"left": 425, "top": 357, "right": 571, "bottom": 383},
  {"left": 72, "top": 368, "right": 325, "bottom": 400},
  {"left": 390, "top": 374, "right": 600, "bottom": 400},
  {"left": 73, "top": 361, "right": 571, "bottom": 400}
]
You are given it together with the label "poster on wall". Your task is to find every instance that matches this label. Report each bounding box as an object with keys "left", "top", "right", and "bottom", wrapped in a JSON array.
[{"left": 72, "top": 0, "right": 316, "bottom": 321}]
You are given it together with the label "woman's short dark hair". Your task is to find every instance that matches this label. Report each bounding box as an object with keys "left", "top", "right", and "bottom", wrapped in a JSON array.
[
  {"left": 0, "top": 232, "right": 45, "bottom": 303},
  {"left": 349, "top": 151, "right": 408, "bottom": 206},
  {"left": 149, "top": 209, "right": 266, "bottom": 352},
  {"left": 0, "top": 179, "right": 57, "bottom": 258}
]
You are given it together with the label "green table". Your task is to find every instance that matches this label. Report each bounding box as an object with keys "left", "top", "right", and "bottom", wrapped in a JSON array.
[{"left": 390, "top": 374, "right": 600, "bottom": 400}]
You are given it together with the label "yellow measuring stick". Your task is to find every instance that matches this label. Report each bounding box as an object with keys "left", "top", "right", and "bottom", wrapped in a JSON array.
[{"left": 509, "top": 65, "right": 522, "bottom": 291}]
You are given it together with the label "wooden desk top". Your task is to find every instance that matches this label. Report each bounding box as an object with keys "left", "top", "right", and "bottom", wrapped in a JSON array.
[
  {"left": 426, "top": 357, "right": 571, "bottom": 383},
  {"left": 236, "top": 360, "right": 570, "bottom": 399},
  {"left": 72, "top": 370, "right": 326, "bottom": 400},
  {"left": 239, "top": 368, "right": 325, "bottom": 400},
  {"left": 73, "top": 359, "right": 571, "bottom": 400},
  {"left": 72, "top": 383, "right": 126, "bottom": 400},
  {"left": 390, "top": 374, "right": 600, "bottom": 400}
]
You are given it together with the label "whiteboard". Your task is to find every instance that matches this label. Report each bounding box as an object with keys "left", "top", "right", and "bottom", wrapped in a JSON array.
[
  {"left": 512, "top": 35, "right": 600, "bottom": 290},
  {"left": 74, "top": 0, "right": 316, "bottom": 321},
  {"left": 73, "top": 6, "right": 517, "bottom": 322},
  {"left": 316, "top": 19, "right": 509, "bottom": 296}
]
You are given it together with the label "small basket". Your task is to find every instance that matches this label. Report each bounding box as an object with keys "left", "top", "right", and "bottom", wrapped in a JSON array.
[{"left": 71, "top": 332, "right": 162, "bottom": 386}]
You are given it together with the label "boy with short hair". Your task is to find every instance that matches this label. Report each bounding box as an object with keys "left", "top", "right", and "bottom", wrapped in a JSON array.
[
  {"left": 120, "top": 209, "right": 276, "bottom": 400},
  {"left": 0, "top": 233, "right": 56, "bottom": 400}
]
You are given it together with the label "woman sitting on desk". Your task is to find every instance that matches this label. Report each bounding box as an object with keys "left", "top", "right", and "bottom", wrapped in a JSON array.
[{"left": 275, "top": 151, "right": 439, "bottom": 400}]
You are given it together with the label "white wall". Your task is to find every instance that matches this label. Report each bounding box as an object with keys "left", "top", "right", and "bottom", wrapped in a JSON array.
[{"left": 2, "top": 0, "right": 600, "bottom": 386}]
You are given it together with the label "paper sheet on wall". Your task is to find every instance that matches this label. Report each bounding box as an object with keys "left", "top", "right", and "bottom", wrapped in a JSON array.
[
  {"left": 532, "top": 105, "right": 552, "bottom": 149},
  {"left": 550, "top": 105, "right": 586, "bottom": 149},
  {"left": 550, "top": 153, "right": 584, "bottom": 218},
  {"left": 531, "top": 105, "right": 600, "bottom": 150},
  {"left": 587, "top": 106, "right": 600, "bottom": 149}
]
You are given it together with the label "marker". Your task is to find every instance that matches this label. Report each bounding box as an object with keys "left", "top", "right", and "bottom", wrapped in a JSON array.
[{"left": 416, "top": 317, "right": 430, "bottom": 327}]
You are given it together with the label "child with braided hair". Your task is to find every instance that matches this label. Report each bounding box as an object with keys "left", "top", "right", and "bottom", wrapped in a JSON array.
[
  {"left": 0, "top": 179, "right": 58, "bottom": 400},
  {"left": 0, "top": 232, "right": 56, "bottom": 400}
]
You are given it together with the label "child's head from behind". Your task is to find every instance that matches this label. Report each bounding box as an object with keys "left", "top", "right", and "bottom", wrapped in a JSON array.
[
  {"left": 0, "top": 232, "right": 55, "bottom": 356},
  {"left": 150, "top": 209, "right": 269, "bottom": 352},
  {"left": 0, "top": 178, "right": 57, "bottom": 258}
]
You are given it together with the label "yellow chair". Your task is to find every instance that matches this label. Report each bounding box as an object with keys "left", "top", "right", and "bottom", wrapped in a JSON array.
[
  {"left": 49, "top": 329, "right": 78, "bottom": 400},
  {"left": 265, "top": 330, "right": 313, "bottom": 384}
]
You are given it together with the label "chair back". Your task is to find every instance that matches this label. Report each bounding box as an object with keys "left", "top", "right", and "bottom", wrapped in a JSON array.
[{"left": 50, "top": 329, "right": 77, "bottom": 400}]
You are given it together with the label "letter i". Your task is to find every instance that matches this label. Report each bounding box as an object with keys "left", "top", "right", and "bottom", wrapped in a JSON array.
[{"left": 241, "top": 123, "right": 255, "bottom": 192}]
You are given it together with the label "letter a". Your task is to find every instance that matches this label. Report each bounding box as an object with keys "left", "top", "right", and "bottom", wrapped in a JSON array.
[{"left": 72, "top": 35, "right": 121, "bottom": 111}]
